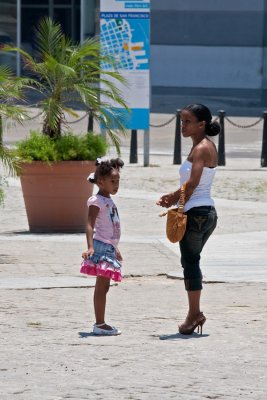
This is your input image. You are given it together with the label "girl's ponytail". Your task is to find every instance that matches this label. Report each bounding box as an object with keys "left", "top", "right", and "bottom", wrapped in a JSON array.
[
  {"left": 110, "top": 158, "right": 124, "bottom": 169},
  {"left": 87, "top": 172, "right": 96, "bottom": 184}
]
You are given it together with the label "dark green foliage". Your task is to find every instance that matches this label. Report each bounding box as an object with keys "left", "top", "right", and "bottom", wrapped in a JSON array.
[{"left": 16, "top": 131, "right": 108, "bottom": 162}]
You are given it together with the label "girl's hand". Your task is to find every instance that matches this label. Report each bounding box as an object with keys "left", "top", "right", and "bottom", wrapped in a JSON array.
[
  {"left": 82, "top": 247, "right": 94, "bottom": 259},
  {"left": 156, "top": 192, "right": 177, "bottom": 208},
  {"left": 116, "top": 249, "right": 123, "bottom": 261}
]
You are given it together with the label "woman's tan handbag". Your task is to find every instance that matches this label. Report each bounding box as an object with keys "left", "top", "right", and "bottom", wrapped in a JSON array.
[{"left": 160, "top": 183, "right": 187, "bottom": 243}]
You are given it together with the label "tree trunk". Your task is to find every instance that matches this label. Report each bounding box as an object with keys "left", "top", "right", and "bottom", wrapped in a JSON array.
[{"left": 42, "top": 116, "right": 62, "bottom": 138}]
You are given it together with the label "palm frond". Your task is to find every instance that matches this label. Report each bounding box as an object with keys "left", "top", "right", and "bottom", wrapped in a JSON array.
[
  {"left": 0, "top": 105, "right": 28, "bottom": 123},
  {"left": 106, "top": 129, "right": 121, "bottom": 155},
  {"left": 35, "top": 17, "right": 64, "bottom": 59},
  {"left": 0, "top": 146, "right": 21, "bottom": 176},
  {"left": 61, "top": 107, "right": 80, "bottom": 119},
  {"left": 0, "top": 65, "right": 13, "bottom": 80},
  {"left": 3, "top": 17, "right": 130, "bottom": 147},
  {"left": 0, "top": 67, "right": 31, "bottom": 121}
]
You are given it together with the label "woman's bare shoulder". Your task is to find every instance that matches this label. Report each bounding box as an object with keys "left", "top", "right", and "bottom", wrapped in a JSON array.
[{"left": 192, "top": 139, "right": 217, "bottom": 166}]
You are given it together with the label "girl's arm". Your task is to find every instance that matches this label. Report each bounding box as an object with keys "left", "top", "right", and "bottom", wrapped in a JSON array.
[
  {"left": 116, "top": 247, "right": 123, "bottom": 261},
  {"left": 82, "top": 205, "right": 99, "bottom": 259}
]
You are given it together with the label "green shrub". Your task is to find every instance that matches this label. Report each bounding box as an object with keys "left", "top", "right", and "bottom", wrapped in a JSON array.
[{"left": 16, "top": 131, "right": 108, "bottom": 162}]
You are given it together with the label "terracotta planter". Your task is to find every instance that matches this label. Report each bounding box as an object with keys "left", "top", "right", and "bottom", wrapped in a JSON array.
[{"left": 20, "top": 161, "right": 95, "bottom": 233}]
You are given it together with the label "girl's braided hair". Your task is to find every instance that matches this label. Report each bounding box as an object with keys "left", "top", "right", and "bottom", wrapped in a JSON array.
[{"left": 88, "top": 158, "right": 124, "bottom": 184}]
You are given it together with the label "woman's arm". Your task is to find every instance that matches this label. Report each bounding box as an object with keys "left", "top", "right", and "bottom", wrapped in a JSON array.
[
  {"left": 157, "top": 147, "right": 206, "bottom": 208},
  {"left": 184, "top": 147, "right": 205, "bottom": 202},
  {"left": 156, "top": 189, "right": 181, "bottom": 208}
]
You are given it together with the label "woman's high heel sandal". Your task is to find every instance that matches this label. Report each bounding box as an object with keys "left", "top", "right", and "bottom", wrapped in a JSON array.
[{"left": 178, "top": 312, "right": 206, "bottom": 335}]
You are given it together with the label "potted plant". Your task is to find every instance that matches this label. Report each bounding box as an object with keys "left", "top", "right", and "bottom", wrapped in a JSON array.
[{"left": 6, "top": 17, "right": 128, "bottom": 232}]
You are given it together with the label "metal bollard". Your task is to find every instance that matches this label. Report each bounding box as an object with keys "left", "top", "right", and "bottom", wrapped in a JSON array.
[
  {"left": 173, "top": 109, "right": 181, "bottom": 164},
  {"left": 218, "top": 110, "right": 226, "bottom": 166},
  {"left": 87, "top": 108, "right": 94, "bottom": 132},
  {"left": 129, "top": 129, "right": 138, "bottom": 163},
  {"left": 261, "top": 111, "right": 267, "bottom": 167}
]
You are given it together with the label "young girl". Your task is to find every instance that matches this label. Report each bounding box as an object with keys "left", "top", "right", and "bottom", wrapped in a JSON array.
[
  {"left": 157, "top": 104, "right": 220, "bottom": 335},
  {"left": 81, "top": 157, "right": 124, "bottom": 336}
]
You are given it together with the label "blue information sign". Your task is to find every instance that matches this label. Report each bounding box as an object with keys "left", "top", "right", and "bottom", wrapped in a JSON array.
[{"left": 100, "top": 0, "right": 150, "bottom": 130}]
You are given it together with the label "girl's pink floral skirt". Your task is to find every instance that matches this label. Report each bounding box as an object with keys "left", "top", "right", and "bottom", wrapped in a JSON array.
[{"left": 80, "top": 239, "right": 122, "bottom": 282}]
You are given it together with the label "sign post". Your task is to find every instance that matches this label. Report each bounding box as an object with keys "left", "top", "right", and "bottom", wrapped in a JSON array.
[{"left": 100, "top": 0, "right": 150, "bottom": 165}]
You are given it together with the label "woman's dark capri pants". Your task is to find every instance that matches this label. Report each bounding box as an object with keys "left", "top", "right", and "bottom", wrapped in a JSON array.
[{"left": 179, "top": 206, "right": 217, "bottom": 291}]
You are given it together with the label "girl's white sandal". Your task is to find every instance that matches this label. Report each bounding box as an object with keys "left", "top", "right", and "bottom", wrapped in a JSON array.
[{"left": 93, "top": 323, "right": 121, "bottom": 336}]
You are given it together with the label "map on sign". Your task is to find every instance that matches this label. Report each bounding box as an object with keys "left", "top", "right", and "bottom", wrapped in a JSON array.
[{"left": 101, "top": 18, "right": 149, "bottom": 70}]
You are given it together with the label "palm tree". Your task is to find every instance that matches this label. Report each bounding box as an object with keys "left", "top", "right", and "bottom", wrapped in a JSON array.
[{"left": 8, "top": 17, "right": 128, "bottom": 153}]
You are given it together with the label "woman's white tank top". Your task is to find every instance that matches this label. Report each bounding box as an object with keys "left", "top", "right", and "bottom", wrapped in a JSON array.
[{"left": 179, "top": 159, "right": 216, "bottom": 212}]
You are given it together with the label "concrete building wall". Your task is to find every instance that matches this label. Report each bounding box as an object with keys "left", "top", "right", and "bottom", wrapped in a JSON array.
[
  {"left": 150, "top": 0, "right": 267, "bottom": 115},
  {"left": 1, "top": 0, "right": 266, "bottom": 115},
  {"left": 151, "top": 46, "right": 262, "bottom": 89}
]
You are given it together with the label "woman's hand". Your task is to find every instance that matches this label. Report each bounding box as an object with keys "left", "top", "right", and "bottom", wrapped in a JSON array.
[
  {"left": 82, "top": 247, "right": 94, "bottom": 259},
  {"left": 156, "top": 192, "right": 178, "bottom": 208}
]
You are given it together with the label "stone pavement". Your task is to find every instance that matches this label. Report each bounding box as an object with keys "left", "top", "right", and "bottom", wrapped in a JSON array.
[{"left": 0, "top": 114, "right": 267, "bottom": 399}]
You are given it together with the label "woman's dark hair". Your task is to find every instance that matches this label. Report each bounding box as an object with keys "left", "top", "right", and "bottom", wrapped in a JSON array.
[
  {"left": 182, "top": 104, "right": 220, "bottom": 136},
  {"left": 89, "top": 158, "right": 124, "bottom": 183}
]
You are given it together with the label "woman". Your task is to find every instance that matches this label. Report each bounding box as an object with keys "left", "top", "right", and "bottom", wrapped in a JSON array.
[{"left": 157, "top": 104, "right": 220, "bottom": 335}]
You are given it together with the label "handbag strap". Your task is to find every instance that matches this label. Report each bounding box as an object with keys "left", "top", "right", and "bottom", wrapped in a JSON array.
[
  {"left": 177, "top": 183, "right": 186, "bottom": 213},
  {"left": 159, "top": 183, "right": 187, "bottom": 217}
]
